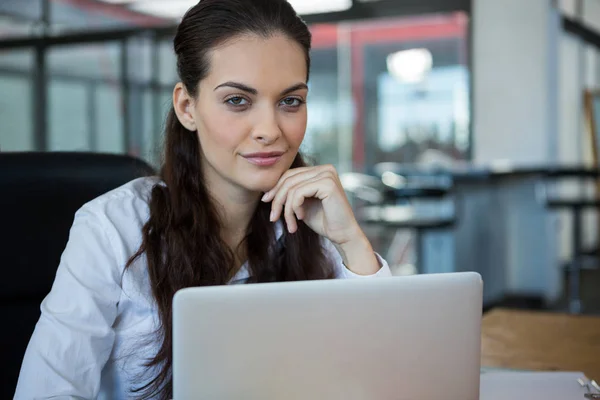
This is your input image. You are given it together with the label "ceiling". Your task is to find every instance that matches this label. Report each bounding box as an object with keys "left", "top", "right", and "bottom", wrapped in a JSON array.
[{"left": 0, "top": 0, "right": 471, "bottom": 38}]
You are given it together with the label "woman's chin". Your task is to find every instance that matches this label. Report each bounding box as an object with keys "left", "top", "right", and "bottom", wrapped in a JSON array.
[
  {"left": 240, "top": 171, "right": 286, "bottom": 194},
  {"left": 233, "top": 176, "right": 272, "bottom": 194},
  {"left": 246, "top": 182, "right": 278, "bottom": 194}
]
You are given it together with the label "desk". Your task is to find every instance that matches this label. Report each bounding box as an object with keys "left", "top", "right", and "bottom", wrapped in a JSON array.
[{"left": 481, "top": 308, "right": 600, "bottom": 379}]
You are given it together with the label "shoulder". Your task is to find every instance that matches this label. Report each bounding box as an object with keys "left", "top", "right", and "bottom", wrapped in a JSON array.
[
  {"left": 74, "top": 176, "right": 162, "bottom": 260},
  {"left": 78, "top": 176, "right": 159, "bottom": 220}
]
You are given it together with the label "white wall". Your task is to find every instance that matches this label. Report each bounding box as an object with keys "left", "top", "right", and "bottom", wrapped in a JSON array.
[
  {"left": 558, "top": 32, "right": 584, "bottom": 165},
  {"left": 557, "top": 1, "right": 600, "bottom": 260},
  {"left": 474, "top": 0, "right": 600, "bottom": 267},
  {"left": 582, "top": 0, "right": 600, "bottom": 33},
  {"left": 472, "top": 0, "right": 560, "bottom": 165},
  {"left": 560, "top": 0, "right": 578, "bottom": 18}
]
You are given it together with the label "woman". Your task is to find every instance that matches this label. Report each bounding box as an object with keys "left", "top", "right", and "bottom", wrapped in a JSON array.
[{"left": 15, "top": 0, "right": 391, "bottom": 399}]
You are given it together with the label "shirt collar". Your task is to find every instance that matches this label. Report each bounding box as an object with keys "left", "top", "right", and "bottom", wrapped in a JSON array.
[{"left": 274, "top": 219, "right": 284, "bottom": 241}]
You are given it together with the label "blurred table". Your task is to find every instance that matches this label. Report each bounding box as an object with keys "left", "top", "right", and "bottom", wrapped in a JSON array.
[
  {"left": 481, "top": 308, "right": 600, "bottom": 379},
  {"left": 373, "top": 163, "right": 600, "bottom": 306}
]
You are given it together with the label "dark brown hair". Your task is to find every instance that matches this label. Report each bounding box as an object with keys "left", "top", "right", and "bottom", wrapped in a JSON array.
[{"left": 126, "top": 0, "right": 334, "bottom": 398}]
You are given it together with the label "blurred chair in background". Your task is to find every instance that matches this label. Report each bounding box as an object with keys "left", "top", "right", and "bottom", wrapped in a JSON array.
[
  {"left": 542, "top": 169, "right": 600, "bottom": 314},
  {"left": 341, "top": 163, "right": 456, "bottom": 275},
  {"left": 0, "top": 152, "right": 155, "bottom": 398}
]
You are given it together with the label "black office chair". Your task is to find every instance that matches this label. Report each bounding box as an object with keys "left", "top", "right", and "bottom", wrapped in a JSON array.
[{"left": 0, "top": 152, "right": 155, "bottom": 398}]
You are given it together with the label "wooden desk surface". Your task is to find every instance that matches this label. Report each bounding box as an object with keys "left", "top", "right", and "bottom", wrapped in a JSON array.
[{"left": 481, "top": 308, "right": 600, "bottom": 379}]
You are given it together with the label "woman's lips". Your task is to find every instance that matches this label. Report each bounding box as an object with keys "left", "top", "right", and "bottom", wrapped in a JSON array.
[{"left": 241, "top": 151, "right": 285, "bottom": 166}]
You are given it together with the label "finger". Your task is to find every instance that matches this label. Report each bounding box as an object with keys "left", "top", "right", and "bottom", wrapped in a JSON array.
[
  {"left": 262, "top": 164, "right": 336, "bottom": 202},
  {"left": 287, "top": 179, "right": 336, "bottom": 233},
  {"left": 270, "top": 172, "right": 329, "bottom": 222},
  {"left": 284, "top": 187, "right": 299, "bottom": 233},
  {"left": 291, "top": 191, "right": 306, "bottom": 221},
  {"left": 261, "top": 167, "right": 312, "bottom": 202}
]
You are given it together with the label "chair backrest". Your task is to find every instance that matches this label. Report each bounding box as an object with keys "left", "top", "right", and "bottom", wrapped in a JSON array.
[{"left": 0, "top": 152, "right": 156, "bottom": 397}]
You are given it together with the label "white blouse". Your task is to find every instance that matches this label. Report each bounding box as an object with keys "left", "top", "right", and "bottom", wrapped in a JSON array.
[{"left": 14, "top": 177, "right": 392, "bottom": 400}]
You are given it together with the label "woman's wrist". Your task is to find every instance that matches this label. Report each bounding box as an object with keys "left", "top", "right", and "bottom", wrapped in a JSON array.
[{"left": 333, "top": 231, "right": 380, "bottom": 276}]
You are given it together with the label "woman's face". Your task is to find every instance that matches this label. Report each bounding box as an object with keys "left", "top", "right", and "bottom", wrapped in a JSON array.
[{"left": 174, "top": 33, "right": 308, "bottom": 196}]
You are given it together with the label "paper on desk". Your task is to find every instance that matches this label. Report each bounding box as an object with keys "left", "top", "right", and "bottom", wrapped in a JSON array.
[{"left": 480, "top": 371, "right": 589, "bottom": 400}]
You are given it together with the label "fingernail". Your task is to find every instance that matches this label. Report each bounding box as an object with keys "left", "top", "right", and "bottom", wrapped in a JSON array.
[
  {"left": 269, "top": 210, "right": 275, "bottom": 221},
  {"left": 261, "top": 192, "right": 269, "bottom": 202}
]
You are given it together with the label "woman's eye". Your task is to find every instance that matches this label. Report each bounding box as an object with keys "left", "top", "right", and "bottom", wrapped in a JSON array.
[
  {"left": 226, "top": 97, "right": 248, "bottom": 106},
  {"left": 281, "top": 97, "right": 303, "bottom": 107}
]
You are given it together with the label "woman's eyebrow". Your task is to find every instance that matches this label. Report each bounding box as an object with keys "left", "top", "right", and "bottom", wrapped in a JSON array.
[
  {"left": 214, "top": 81, "right": 258, "bottom": 95},
  {"left": 280, "top": 83, "right": 308, "bottom": 96},
  {"left": 213, "top": 81, "right": 308, "bottom": 96}
]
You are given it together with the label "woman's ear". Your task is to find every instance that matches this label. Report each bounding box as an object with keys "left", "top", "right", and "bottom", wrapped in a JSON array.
[{"left": 173, "top": 82, "right": 197, "bottom": 131}]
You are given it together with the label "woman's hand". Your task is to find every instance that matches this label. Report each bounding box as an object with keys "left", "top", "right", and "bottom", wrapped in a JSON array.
[{"left": 261, "top": 164, "right": 380, "bottom": 275}]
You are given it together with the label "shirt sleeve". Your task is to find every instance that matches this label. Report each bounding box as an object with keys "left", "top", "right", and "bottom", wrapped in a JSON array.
[
  {"left": 321, "top": 237, "right": 393, "bottom": 279},
  {"left": 14, "top": 206, "right": 122, "bottom": 400}
]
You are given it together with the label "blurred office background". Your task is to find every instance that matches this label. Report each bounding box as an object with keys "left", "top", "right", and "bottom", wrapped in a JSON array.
[
  {"left": 1, "top": 0, "right": 600, "bottom": 311},
  {"left": 0, "top": 0, "right": 472, "bottom": 168}
]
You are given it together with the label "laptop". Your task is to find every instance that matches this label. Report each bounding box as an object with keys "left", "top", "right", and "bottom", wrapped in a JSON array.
[{"left": 173, "top": 272, "right": 483, "bottom": 400}]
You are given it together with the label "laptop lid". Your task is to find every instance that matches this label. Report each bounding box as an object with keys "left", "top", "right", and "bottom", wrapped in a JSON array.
[{"left": 173, "top": 272, "right": 483, "bottom": 400}]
